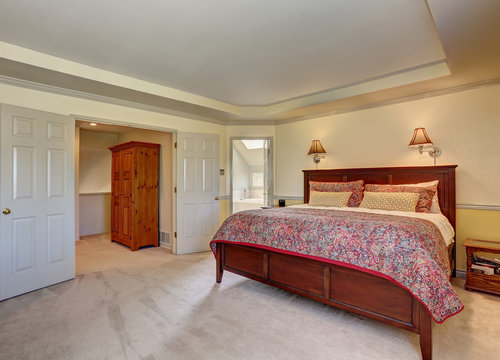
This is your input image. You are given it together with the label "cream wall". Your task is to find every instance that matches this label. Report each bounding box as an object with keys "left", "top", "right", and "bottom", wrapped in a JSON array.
[
  {"left": 275, "top": 84, "right": 500, "bottom": 203},
  {"left": 0, "top": 82, "right": 227, "bottom": 239},
  {"left": 0, "top": 83, "right": 227, "bottom": 198},
  {"left": 79, "top": 130, "right": 118, "bottom": 193},
  {"left": 275, "top": 84, "right": 500, "bottom": 271},
  {"left": 117, "top": 128, "right": 174, "bottom": 247},
  {"left": 78, "top": 129, "right": 119, "bottom": 236},
  {"left": 2, "top": 81, "right": 498, "bottom": 270}
]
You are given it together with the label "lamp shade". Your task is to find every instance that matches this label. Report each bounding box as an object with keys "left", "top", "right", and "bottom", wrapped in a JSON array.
[
  {"left": 308, "top": 140, "right": 326, "bottom": 155},
  {"left": 408, "top": 128, "right": 433, "bottom": 147}
]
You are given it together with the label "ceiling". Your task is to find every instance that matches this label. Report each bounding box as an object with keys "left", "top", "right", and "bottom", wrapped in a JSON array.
[
  {"left": 76, "top": 120, "right": 132, "bottom": 134},
  {"left": 0, "top": 0, "right": 499, "bottom": 124},
  {"left": 233, "top": 140, "right": 264, "bottom": 167}
]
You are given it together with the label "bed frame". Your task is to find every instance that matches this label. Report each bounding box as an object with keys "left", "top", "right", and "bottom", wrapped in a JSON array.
[{"left": 215, "top": 165, "right": 457, "bottom": 360}]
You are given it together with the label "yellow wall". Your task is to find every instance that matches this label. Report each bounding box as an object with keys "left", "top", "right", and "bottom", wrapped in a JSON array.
[
  {"left": 456, "top": 209, "right": 500, "bottom": 270},
  {"left": 219, "top": 199, "right": 231, "bottom": 225}
]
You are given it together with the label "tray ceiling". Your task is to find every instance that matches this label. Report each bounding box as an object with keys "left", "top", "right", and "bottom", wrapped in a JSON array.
[{"left": 0, "top": 0, "right": 499, "bottom": 124}]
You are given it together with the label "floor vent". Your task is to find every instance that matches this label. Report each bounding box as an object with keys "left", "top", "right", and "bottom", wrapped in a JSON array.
[{"left": 159, "top": 231, "right": 171, "bottom": 248}]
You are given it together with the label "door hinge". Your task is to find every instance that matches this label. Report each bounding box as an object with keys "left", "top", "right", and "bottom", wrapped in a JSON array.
[
  {"left": 174, "top": 232, "right": 177, "bottom": 238},
  {"left": 174, "top": 187, "right": 177, "bottom": 193},
  {"left": 174, "top": 142, "right": 177, "bottom": 149}
]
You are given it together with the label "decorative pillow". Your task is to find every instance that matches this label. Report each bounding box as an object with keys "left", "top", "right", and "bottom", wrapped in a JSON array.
[
  {"left": 364, "top": 184, "right": 437, "bottom": 213},
  {"left": 374, "top": 181, "right": 441, "bottom": 213},
  {"left": 309, "top": 191, "right": 352, "bottom": 207},
  {"left": 309, "top": 180, "right": 364, "bottom": 207},
  {"left": 412, "top": 180, "right": 441, "bottom": 214},
  {"left": 359, "top": 192, "right": 420, "bottom": 212}
]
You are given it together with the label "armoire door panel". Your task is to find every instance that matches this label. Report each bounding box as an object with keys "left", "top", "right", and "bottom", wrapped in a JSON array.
[
  {"left": 119, "top": 197, "right": 132, "bottom": 239},
  {"left": 112, "top": 153, "right": 120, "bottom": 195},
  {"left": 111, "top": 196, "right": 120, "bottom": 234},
  {"left": 122, "top": 179, "right": 132, "bottom": 198},
  {"left": 121, "top": 149, "right": 133, "bottom": 180}
]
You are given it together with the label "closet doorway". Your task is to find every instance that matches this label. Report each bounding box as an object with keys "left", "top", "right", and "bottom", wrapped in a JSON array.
[
  {"left": 75, "top": 120, "right": 175, "bottom": 251},
  {"left": 230, "top": 137, "right": 273, "bottom": 214}
]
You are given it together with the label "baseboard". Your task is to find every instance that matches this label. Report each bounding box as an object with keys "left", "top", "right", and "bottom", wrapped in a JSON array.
[
  {"left": 455, "top": 269, "right": 466, "bottom": 279},
  {"left": 79, "top": 232, "right": 110, "bottom": 239}
]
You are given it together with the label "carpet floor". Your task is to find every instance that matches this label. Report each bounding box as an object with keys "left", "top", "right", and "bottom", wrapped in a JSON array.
[{"left": 0, "top": 234, "right": 499, "bottom": 360}]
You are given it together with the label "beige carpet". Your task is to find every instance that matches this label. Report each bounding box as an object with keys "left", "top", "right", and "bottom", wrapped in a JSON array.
[{"left": 0, "top": 234, "right": 499, "bottom": 360}]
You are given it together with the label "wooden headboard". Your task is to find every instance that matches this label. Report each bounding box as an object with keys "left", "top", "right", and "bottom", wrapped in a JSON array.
[
  {"left": 303, "top": 165, "right": 458, "bottom": 274},
  {"left": 303, "top": 165, "right": 457, "bottom": 228}
]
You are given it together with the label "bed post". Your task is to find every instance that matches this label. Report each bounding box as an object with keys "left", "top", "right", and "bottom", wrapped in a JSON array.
[
  {"left": 216, "top": 243, "right": 224, "bottom": 283},
  {"left": 419, "top": 302, "right": 433, "bottom": 360}
]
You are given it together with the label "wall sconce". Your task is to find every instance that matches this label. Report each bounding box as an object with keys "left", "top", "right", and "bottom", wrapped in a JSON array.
[
  {"left": 308, "top": 140, "right": 326, "bottom": 169},
  {"left": 408, "top": 127, "right": 441, "bottom": 164}
]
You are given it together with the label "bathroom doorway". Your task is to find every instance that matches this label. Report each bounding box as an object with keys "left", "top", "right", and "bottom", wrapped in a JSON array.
[{"left": 230, "top": 137, "right": 273, "bottom": 214}]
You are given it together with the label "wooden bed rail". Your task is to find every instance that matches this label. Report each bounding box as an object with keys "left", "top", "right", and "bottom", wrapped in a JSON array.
[{"left": 216, "top": 242, "right": 434, "bottom": 360}]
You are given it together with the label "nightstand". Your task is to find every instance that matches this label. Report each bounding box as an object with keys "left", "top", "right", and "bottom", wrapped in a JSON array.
[{"left": 464, "top": 238, "right": 500, "bottom": 295}]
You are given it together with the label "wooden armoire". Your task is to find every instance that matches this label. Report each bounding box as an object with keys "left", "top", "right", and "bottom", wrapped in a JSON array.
[{"left": 109, "top": 141, "right": 160, "bottom": 251}]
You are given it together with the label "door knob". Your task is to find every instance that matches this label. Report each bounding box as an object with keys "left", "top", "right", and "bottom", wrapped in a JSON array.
[
  {"left": 214, "top": 196, "right": 219, "bottom": 201},
  {"left": 2, "top": 208, "right": 11, "bottom": 215}
]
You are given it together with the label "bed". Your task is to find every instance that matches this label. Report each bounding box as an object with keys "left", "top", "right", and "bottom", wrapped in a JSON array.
[{"left": 211, "top": 165, "right": 461, "bottom": 360}]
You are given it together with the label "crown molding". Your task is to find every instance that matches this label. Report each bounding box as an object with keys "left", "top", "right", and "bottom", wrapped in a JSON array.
[
  {"left": 0, "top": 75, "right": 228, "bottom": 125},
  {"left": 2, "top": 74, "right": 499, "bottom": 127},
  {"left": 275, "top": 77, "right": 500, "bottom": 125}
]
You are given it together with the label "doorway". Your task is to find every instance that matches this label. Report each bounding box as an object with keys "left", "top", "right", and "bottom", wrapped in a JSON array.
[
  {"left": 230, "top": 137, "right": 273, "bottom": 214},
  {"left": 75, "top": 120, "right": 175, "bottom": 251}
]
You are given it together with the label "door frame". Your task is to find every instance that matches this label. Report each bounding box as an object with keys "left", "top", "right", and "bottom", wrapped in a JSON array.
[
  {"left": 73, "top": 115, "right": 178, "bottom": 252},
  {"left": 229, "top": 136, "right": 273, "bottom": 215}
]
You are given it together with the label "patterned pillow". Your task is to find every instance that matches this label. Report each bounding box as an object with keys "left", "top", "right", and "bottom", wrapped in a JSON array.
[
  {"left": 309, "top": 180, "right": 364, "bottom": 207},
  {"left": 364, "top": 184, "right": 436, "bottom": 213},
  {"left": 359, "top": 192, "right": 421, "bottom": 212},
  {"left": 309, "top": 191, "right": 352, "bottom": 207},
  {"left": 409, "top": 180, "right": 441, "bottom": 214}
]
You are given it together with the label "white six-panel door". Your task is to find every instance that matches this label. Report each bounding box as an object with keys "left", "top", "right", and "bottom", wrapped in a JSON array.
[
  {"left": 0, "top": 105, "right": 75, "bottom": 300},
  {"left": 176, "top": 132, "right": 219, "bottom": 254}
]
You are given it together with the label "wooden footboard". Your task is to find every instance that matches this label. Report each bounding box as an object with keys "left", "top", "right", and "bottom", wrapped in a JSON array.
[{"left": 216, "top": 243, "right": 433, "bottom": 360}]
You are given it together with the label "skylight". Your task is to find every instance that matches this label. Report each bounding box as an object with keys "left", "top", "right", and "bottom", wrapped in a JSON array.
[{"left": 241, "top": 140, "right": 264, "bottom": 150}]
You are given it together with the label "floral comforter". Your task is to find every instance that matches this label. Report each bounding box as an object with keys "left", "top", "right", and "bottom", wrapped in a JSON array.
[{"left": 210, "top": 207, "right": 463, "bottom": 323}]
